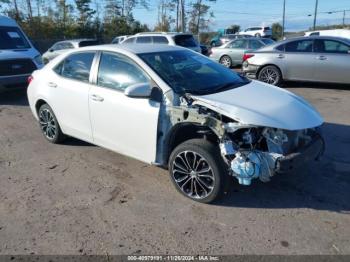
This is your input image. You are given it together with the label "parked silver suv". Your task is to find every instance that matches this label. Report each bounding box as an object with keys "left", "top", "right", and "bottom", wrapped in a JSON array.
[
  {"left": 242, "top": 36, "right": 350, "bottom": 85},
  {"left": 121, "top": 32, "right": 201, "bottom": 53}
]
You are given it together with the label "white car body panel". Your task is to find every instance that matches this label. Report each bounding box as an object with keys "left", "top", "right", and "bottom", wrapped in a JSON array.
[
  {"left": 191, "top": 81, "right": 323, "bottom": 130},
  {"left": 89, "top": 85, "right": 160, "bottom": 163}
]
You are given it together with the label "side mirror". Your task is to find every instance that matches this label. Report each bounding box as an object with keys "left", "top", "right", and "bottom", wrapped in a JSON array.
[{"left": 124, "top": 83, "right": 153, "bottom": 98}]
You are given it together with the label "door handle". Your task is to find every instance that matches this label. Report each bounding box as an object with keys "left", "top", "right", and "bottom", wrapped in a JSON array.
[
  {"left": 48, "top": 82, "right": 57, "bottom": 88},
  {"left": 277, "top": 54, "right": 285, "bottom": 59},
  {"left": 91, "top": 94, "right": 104, "bottom": 102},
  {"left": 317, "top": 55, "right": 327, "bottom": 60}
]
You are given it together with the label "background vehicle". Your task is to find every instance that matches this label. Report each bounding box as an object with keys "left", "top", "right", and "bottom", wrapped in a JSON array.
[
  {"left": 210, "top": 34, "right": 252, "bottom": 47},
  {"left": 209, "top": 37, "right": 272, "bottom": 67},
  {"left": 27, "top": 44, "right": 324, "bottom": 203},
  {"left": 242, "top": 36, "right": 350, "bottom": 85},
  {"left": 210, "top": 28, "right": 239, "bottom": 47},
  {"left": 111, "top": 35, "right": 130, "bottom": 44},
  {"left": 239, "top": 27, "right": 272, "bottom": 38},
  {"left": 0, "top": 15, "right": 43, "bottom": 90},
  {"left": 121, "top": 32, "right": 201, "bottom": 53},
  {"left": 305, "top": 29, "right": 350, "bottom": 39},
  {"left": 42, "top": 39, "right": 99, "bottom": 64}
]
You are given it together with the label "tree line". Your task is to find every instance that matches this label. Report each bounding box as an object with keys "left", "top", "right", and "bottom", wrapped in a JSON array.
[{"left": 0, "top": 0, "right": 217, "bottom": 42}]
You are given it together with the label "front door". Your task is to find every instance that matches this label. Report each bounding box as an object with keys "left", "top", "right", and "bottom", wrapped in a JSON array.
[
  {"left": 313, "top": 39, "right": 350, "bottom": 84},
  {"left": 89, "top": 52, "right": 160, "bottom": 163}
]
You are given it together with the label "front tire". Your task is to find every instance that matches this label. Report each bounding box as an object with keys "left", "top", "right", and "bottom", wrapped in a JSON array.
[
  {"left": 257, "top": 65, "right": 282, "bottom": 86},
  {"left": 169, "top": 139, "right": 228, "bottom": 204},
  {"left": 219, "top": 55, "right": 232, "bottom": 68},
  {"left": 38, "top": 104, "right": 66, "bottom": 144}
]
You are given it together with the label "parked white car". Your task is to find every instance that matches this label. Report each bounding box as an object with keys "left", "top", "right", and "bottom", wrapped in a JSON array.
[
  {"left": 27, "top": 44, "right": 324, "bottom": 203},
  {"left": 42, "top": 39, "right": 99, "bottom": 64},
  {"left": 239, "top": 27, "right": 272, "bottom": 38},
  {"left": 0, "top": 15, "right": 43, "bottom": 90},
  {"left": 305, "top": 29, "right": 350, "bottom": 39},
  {"left": 121, "top": 32, "right": 201, "bottom": 53}
]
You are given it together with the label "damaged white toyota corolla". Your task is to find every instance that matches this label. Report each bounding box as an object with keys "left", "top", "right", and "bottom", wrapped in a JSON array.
[{"left": 27, "top": 44, "right": 325, "bottom": 203}]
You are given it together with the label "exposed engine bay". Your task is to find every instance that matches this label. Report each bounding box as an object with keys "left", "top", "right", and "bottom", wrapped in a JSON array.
[
  {"left": 159, "top": 93, "right": 325, "bottom": 186},
  {"left": 219, "top": 126, "right": 323, "bottom": 185}
]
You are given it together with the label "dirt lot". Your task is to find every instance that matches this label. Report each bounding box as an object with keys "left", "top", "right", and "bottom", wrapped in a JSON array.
[{"left": 0, "top": 83, "right": 349, "bottom": 255}]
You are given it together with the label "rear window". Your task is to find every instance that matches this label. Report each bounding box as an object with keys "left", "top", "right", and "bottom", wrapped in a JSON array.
[
  {"left": 123, "top": 37, "right": 135, "bottom": 44},
  {"left": 136, "top": 36, "right": 152, "bottom": 44},
  {"left": 78, "top": 40, "right": 99, "bottom": 47},
  {"left": 153, "top": 36, "right": 169, "bottom": 44},
  {"left": 54, "top": 52, "right": 95, "bottom": 82},
  {"left": 0, "top": 26, "right": 31, "bottom": 49},
  {"left": 260, "top": 38, "right": 275, "bottom": 45},
  {"left": 275, "top": 44, "right": 285, "bottom": 51},
  {"left": 174, "top": 35, "right": 197, "bottom": 47},
  {"left": 285, "top": 40, "right": 313, "bottom": 52}
]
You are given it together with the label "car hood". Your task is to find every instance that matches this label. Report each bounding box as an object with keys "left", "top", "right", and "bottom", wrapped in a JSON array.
[{"left": 191, "top": 80, "right": 323, "bottom": 130}]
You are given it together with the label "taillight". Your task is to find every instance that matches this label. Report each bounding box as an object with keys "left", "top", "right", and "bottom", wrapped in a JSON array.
[
  {"left": 27, "top": 75, "right": 33, "bottom": 85},
  {"left": 243, "top": 54, "right": 254, "bottom": 62}
]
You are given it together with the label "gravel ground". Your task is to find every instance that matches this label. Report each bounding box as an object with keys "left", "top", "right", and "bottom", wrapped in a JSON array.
[{"left": 0, "top": 83, "right": 349, "bottom": 255}]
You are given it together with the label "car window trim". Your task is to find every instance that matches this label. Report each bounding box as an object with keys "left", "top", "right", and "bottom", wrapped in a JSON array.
[
  {"left": 52, "top": 50, "right": 97, "bottom": 84},
  {"left": 91, "top": 51, "right": 155, "bottom": 94}
]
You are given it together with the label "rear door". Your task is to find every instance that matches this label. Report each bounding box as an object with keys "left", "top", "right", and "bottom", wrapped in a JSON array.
[
  {"left": 49, "top": 52, "right": 96, "bottom": 142},
  {"left": 282, "top": 39, "right": 316, "bottom": 81},
  {"left": 313, "top": 39, "right": 350, "bottom": 83},
  {"left": 88, "top": 51, "right": 160, "bottom": 163}
]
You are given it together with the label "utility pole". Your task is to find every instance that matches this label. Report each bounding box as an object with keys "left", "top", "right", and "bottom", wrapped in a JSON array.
[
  {"left": 179, "top": 0, "right": 185, "bottom": 32},
  {"left": 176, "top": 0, "right": 179, "bottom": 31},
  {"left": 313, "top": 0, "right": 318, "bottom": 30},
  {"left": 282, "top": 0, "right": 286, "bottom": 38},
  {"left": 343, "top": 10, "right": 346, "bottom": 26}
]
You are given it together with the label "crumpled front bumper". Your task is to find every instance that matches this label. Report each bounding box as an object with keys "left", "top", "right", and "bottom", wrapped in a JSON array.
[
  {"left": 242, "top": 61, "right": 259, "bottom": 79},
  {"left": 275, "top": 134, "right": 325, "bottom": 174}
]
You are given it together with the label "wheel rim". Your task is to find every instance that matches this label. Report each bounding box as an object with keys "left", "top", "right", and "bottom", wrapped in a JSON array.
[
  {"left": 39, "top": 108, "right": 57, "bottom": 140},
  {"left": 260, "top": 68, "right": 278, "bottom": 85},
  {"left": 220, "top": 56, "right": 231, "bottom": 67},
  {"left": 172, "top": 151, "right": 215, "bottom": 199}
]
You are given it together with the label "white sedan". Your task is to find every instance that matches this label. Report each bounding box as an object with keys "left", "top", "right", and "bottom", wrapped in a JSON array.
[{"left": 27, "top": 44, "right": 325, "bottom": 203}]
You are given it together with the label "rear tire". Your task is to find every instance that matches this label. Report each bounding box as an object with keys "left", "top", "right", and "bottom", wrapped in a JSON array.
[
  {"left": 255, "top": 33, "right": 261, "bottom": 37},
  {"left": 219, "top": 55, "right": 232, "bottom": 68},
  {"left": 258, "top": 65, "right": 282, "bottom": 86},
  {"left": 38, "top": 104, "right": 66, "bottom": 144},
  {"left": 169, "top": 139, "right": 229, "bottom": 204}
]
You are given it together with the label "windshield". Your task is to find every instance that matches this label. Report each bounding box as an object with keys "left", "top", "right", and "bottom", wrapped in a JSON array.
[
  {"left": 139, "top": 50, "right": 250, "bottom": 95},
  {"left": 174, "top": 35, "right": 197, "bottom": 48},
  {"left": 0, "top": 26, "right": 31, "bottom": 50}
]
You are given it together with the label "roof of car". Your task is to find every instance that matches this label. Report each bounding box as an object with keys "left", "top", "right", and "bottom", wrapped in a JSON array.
[
  {"left": 284, "top": 35, "right": 350, "bottom": 45},
  {"left": 0, "top": 15, "right": 18, "bottom": 26},
  {"left": 59, "top": 38, "right": 97, "bottom": 43},
  {"left": 78, "top": 44, "right": 185, "bottom": 54},
  {"left": 135, "top": 32, "right": 194, "bottom": 36},
  {"left": 256, "top": 35, "right": 350, "bottom": 52}
]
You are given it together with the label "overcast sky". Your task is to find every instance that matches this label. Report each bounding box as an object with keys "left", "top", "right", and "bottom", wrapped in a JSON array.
[{"left": 133, "top": 0, "right": 350, "bottom": 32}]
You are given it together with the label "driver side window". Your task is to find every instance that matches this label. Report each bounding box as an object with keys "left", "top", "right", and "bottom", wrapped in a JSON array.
[{"left": 97, "top": 52, "right": 149, "bottom": 91}]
